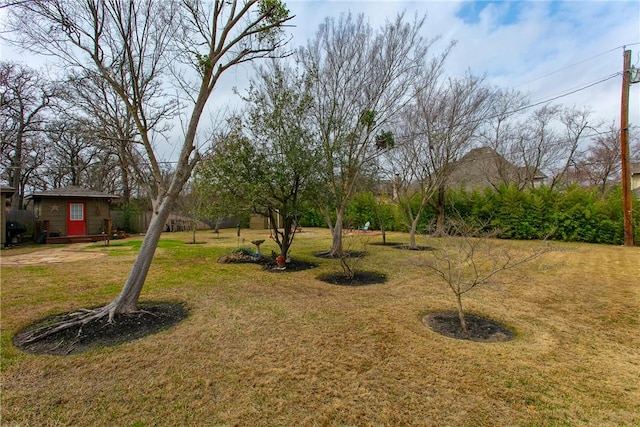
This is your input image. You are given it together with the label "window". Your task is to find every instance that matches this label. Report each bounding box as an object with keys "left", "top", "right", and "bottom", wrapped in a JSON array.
[{"left": 69, "top": 203, "right": 84, "bottom": 220}]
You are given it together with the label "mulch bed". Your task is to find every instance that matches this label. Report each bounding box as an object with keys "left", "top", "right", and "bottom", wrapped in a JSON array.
[
  {"left": 13, "top": 302, "right": 188, "bottom": 356},
  {"left": 316, "top": 271, "right": 387, "bottom": 286},
  {"left": 218, "top": 251, "right": 317, "bottom": 272},
  {"left": 422, "top": 311, "right": 515, "bottom": 342}
]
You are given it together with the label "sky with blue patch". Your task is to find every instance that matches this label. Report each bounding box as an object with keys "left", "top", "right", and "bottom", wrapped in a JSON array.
[{"left": 456, "top": 1, "right": 522, "bottom": 25}]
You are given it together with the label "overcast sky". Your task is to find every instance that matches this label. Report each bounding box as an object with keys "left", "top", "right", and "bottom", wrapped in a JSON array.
[{"left": 1, "top": 1, "right": 639, "bottom": 161}]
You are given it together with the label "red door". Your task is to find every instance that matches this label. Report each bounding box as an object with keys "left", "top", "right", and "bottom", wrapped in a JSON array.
[{"left": 67, "top": 202, "right": 86, "bottom": 236}]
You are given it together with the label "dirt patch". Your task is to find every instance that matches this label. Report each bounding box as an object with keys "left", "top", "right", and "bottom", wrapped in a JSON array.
[
  {"left": 0, "top": 243, "right": 107, "bottom": 266},
  {"left": 13, "top": 301, "right": 188, "bottom": 356},
  {"left": 423, "top": 311, "right": 515, "bottom": 342},
  {"left": 316, "top": 271, "right": 387, "bottom": 286}
]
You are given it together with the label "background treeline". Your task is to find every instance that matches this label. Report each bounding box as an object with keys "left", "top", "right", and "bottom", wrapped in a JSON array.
[{"left": 300, "top": 185, "right": 640, "bottom": 245}]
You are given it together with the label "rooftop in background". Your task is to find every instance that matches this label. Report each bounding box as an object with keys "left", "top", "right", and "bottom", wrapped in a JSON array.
[{"left": 26, "top": 186, "right": 120, "bottom": 200}]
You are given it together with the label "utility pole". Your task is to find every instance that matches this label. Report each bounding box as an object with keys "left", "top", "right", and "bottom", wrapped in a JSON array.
[{"left": 620, "top": 49, "right": 635, "bottom": 246}]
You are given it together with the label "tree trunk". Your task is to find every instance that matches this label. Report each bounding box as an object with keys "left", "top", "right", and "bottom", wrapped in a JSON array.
[
  {"left": 107, "top": 194, "right": 175, "bottom": 318},
  {"left": 10, "top": 127, "right": 24, "bottom": 209},
  {"left": 409, "top": 216, "right": 420, "bottom": 249},
  {"left": 433, "top": 186, "right": 446, "bottom": 237},
  {"left": 329, "top": 208, "right": 344, "bottom": 256},
  {"left": 381, "top": 222, "right": 386, "bottom": 245},
  {"left": 455, "top": 293, "right": 467, "bottom": 332}
]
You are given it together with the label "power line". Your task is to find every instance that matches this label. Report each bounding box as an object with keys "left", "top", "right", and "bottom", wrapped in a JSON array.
[
  {"left": 514, "top": 43, "right": 640, "bottom": 89},
  {"left": 513, "top": 72, "right": 621, "bottom": 115}
]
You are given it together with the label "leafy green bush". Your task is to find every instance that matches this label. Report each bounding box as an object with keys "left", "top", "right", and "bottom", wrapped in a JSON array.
[
  {"left": 448, "top": 184, "right": 638, "bottom": 244},
  {"left": 295, "top": 185, "right": 639, "bottom": 245}
]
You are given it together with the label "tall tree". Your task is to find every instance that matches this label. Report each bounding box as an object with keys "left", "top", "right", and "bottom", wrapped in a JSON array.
[
  {"left": 479, "top": 88, "right": 531, "bottom": 189},
  {"left": 6, "top": 0, "right": 292, "bottom": 339},
  {"left": 396, "top": 73, "right": 496, "bottom": 238},
  {"left": 570, "top": 123, "right": 639, "bottom": 194},
  {"left": 548, "top": 106, "right": 595, "bottom": 190},
  {"left": 0, "top": 61, "right": 56, "bottom": 208},
  {"left": 195, "top": 60, "right": 319, "bottom": 259},
  {"left": 298, "top": 12, "right": 441, "bottom": 256},
  {"left": 64, "top": 71, "right": 146, "bottom": 203}
]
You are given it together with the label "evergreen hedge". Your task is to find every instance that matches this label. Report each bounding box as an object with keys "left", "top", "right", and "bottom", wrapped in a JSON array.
[{"left": 299, "top": 185, "right": 640, "bottom": 245}]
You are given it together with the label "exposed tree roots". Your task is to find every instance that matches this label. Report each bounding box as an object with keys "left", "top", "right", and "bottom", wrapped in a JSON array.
[
  {"left": 13, "top": 301, "right": 188, "bottom": 355},
  {"left": 16, "top": 303, "right": 117, "bottom": 346}
]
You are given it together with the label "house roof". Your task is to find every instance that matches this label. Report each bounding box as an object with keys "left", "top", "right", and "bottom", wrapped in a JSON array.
[
  {"left": 26, "top": 186, "right": 120, "bottom": 200},
  {"left": 447, "top": 147, "right": 546, "bottom": 190},
  {"left": 631, "top": 162, "right": 640, "bottom": 175},
  {"left": 1, "top": 185, "right": 16, "bottom": 196}
]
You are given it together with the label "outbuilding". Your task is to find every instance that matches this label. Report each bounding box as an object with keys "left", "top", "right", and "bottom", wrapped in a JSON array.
[{"left": 26, "top": 186, "right": 120, "bottom": 243}]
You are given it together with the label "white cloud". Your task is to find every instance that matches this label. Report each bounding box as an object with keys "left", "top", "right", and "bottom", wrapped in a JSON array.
[
  {"left": 283, "top": 0, "right": 640, "bottom": 130},
  {"left": 2, "top": 0, "right": 638, "bottom": 160}
]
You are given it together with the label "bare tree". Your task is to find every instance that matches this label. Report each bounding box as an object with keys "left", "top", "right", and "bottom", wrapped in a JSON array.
[
  {"left": 506, "top": 105, "right": 561, "bottom": 189},
  {"left": 0, "top": 61, "right": 56, "bottom": 208},
  {"left": 41, "top": 120, "right": 100, "bottom": 187},
  {"left": 298, "top": 12, "right": 442, "bottom": 256},
  {"left": 569, "top": 123, "right": 632, "bottom": 193},
  {"left": 5, "top": 0, "right": 293, "bottom": 342},
  {"left": 395, "top": 73, "right": 496, "bottom": 239},
  {"left": 479, "top": 88, "right": 531, "bottom": 189},
  {"left": 548, "top": 106, "right": 596, "bottom": 189},
  {"left": 424, "top": 221, "right": 550, "bottom": 331},
  {"left": 63, "top": 71, "right": 146, "bottom": 203}
]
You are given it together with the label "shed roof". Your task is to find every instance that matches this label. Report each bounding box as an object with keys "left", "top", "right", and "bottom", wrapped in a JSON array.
[
  {"left": 26, "top": 186, "right": 120, "bottom": 200},
  {"left": 1, "top": 185, "right": 16, "bottom": 195}
]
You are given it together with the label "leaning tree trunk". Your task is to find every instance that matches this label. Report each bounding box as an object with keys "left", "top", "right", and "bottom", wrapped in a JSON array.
[{"left": 107, "top": 193, "right": 176, "bottom": 318}]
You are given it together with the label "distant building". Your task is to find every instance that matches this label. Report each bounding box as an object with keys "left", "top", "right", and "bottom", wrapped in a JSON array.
[
  {"left": 631, "top": 162, "right": 640, "bottom": 197},
  {"left": 447, "top": 147, "right": 546, "bottom": 191}
]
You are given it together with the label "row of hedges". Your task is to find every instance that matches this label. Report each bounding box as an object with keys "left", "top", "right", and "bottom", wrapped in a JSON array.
[
  {"left": 448, "top": 185, "right": 640, "bottom": 244},
  {"left": 298, "top": 185, "right": 640, "bottom": 245}
]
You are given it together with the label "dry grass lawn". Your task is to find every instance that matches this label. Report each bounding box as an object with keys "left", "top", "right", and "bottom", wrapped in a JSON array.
[{"left": 1, "top": 228, "right": 639, "bottom": 426}]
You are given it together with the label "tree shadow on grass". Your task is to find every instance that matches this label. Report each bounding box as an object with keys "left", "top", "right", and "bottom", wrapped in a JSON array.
[
  {"left": 313, "top": 250, "right": 366, "bottom": 259},
  {"left": 368, "top": 242, "right": 434, "bottom": 251},
  {"left": 316, "top": 271, "right": 386, "bottom": 286},
  {"left": 262, "top": 259, "right": 318, "bottom": 272},
  {"left": 422, "top": 311, "right": 515, "bottom": 342},
  {"left": 14, "top": 301, "right": 188, "bottom": 356}
]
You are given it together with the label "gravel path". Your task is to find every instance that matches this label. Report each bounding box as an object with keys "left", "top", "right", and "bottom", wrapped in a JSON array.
[{"left": 0, "top": 243, "right": 107, "bottom": 266}]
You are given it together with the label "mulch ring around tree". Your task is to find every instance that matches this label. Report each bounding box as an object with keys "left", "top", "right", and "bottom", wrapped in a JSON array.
[
  {"left": 217, "top": 250, "right": 317, "bottom": 272},
  {"left": 316, "top": 271, "right": 387, "bottom": 286},
  {"left": 13, "top": 301, "right": 188, "bottom": 356},
  {"left": 423, "top": 311, "right": 515, "bottom": 342}
]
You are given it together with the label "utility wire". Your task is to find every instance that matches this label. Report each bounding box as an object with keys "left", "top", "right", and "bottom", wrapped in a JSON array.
[
  {"left": 515, "top": 43, "right": 640, "bottom": 88},
  {"left": 512, "top": 72, "right": 621, "bottom": 116}
]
